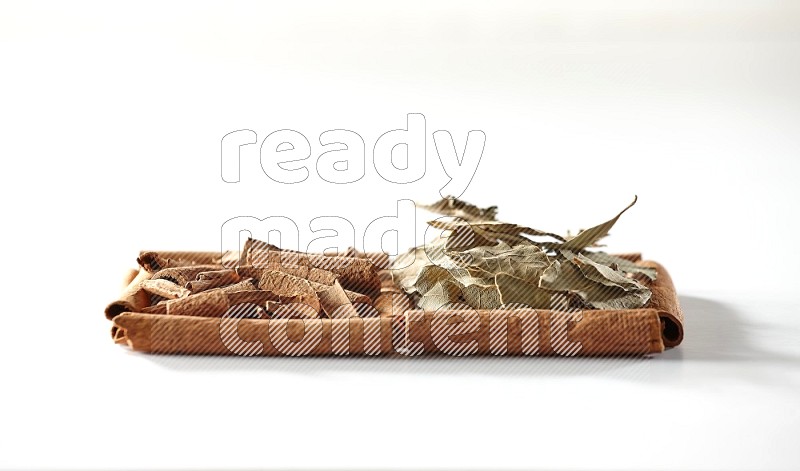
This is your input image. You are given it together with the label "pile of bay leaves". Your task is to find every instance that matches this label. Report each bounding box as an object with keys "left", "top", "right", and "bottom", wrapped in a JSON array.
[{"left": 392, "top": 197, "right": 657, "bottom": 311}]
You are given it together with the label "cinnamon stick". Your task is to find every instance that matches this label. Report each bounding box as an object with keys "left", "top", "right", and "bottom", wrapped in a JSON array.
[
  {"left": 164, "top": 290, "right": 282, "bottom": 318},
  {"left": 141, "top": 279, "right": 258, "bottom": 314},
  {"left": 404, "top": 308, "right": 664, "bottom": 356},
  {"left": 113, "top": 312, "right": 396, "bottom": 356},
  {"left": 185, "top": 269, "right": 241, "bottom": 293},
  {"left": 140, "top": 279, "right": 191, "bottom": 300},
  {"left": 256, "top": 270, "right": 321, "bottom": 314},
  {"left": 105, "top": 268, "right": 152, "bottom": 320},
  {"left": 237, "top": 263, "right": 336, "bottom": 286},
  {"left": 640, "top": 260, "right": 684, "bottom": 347},
  {"left": 243, "top": 243, "right": 382, "bottom": 298},
  {"left": 150, "top": 265, "right": 224, "bottom": 286},
  {"left": 250, "top": 251, "right": 380, "bottom": 299},
  {"left": 137, "top": 251, "right": 237, "bottom": 272},
  {"left": 317, "top": 280, "right": 360, "bottom": 319}
]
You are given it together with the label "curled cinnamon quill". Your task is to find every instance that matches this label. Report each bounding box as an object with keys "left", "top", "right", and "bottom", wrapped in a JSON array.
[
  {"left": 105, "top": 268, "right": 152, "bottom": 320},
  {"left": 185, "top": 269, "right": 241, "bottom": 293}
]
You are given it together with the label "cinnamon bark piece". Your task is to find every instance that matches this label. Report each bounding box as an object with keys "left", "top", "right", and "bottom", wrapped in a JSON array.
[
  {"left": 105, "top": 268, "right": 153, "bottom": 320},
  {"left": 639, "top": 260, "right": 684, "bottom": 347},
  {"left": 140, "top": 279, "right": 191, "bottom": 300},
  {"left": 257, "top": 270, "right": 321, "bottom": 314},
  {"left": 137, "top": 251, "right": 236, "bottom": 272},
  {"left": 113, "top": 312, "right": 396, "bottom": 356},
  {"left": 343, "top": 247, "right": 391, "bottom": 270},
  {"left": 163, "top": 290, "right": 282, "bottom": 318},
  {"left": 185, "top": 269, "right": 241, "bottom": 293},
  {"left": 249, "top": 250, "right": 381, "bottom": 299},
  {"left": 240, "top": 238, "right": 390, "bottom": 269},
  {"left": 141, "top": 279, "right": 258, "bottom": 314},
  {"left": 404, "top": 308, "right": 664, "bottom": 356},
  {"left": 374, "top": 291, "right": 415, "bottom": 318},
  {"left": 317, "top": 280, "right": 360, "bottom": 319},
  {"left": 150, "top": 265, "right": 223, "bottom": 286},
  {"left": 237, "top": 264, "right": 336, "bottom": 286},
  {"left": 121, "top": 268, "right": 139, "bottom": 289}
]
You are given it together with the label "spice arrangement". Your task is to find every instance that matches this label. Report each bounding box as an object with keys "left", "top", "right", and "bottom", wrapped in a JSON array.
[{"left": 107, "top": 197, "right": 684, "bottom": 356}]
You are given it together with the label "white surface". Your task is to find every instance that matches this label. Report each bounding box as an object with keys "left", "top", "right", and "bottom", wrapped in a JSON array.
[{"left": 1, "top": 1, "right": 799, "bottom": 469}]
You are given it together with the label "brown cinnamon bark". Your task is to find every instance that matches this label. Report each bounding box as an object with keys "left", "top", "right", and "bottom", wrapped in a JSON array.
[
  {"left": 137, "top": 251, "right": 237, "bottom": 272},
  {"left": 240, "top": 238, "right": 390, "bottom": 269},
  {"left": 121, "top": 268, "right": 139, "bottom": 289},
  {"left": 249, "top": 251, "right": 381, "bottom": 298},
  {"left": 640, "top": 260, "right": 684, "bottom": 347},
  {"left": 105, "top": 268, "right": 153, "bottom": 320},
  {"left": 141, "top": 279, "right": 258, "bottom": 314},
  {"left": 404, "top": 308, "right": 664, "bottom": 356},
  {"left": 140, "top": 279, "right": 191, "bottom": 299},
  {"left": 185, "top": 269, "right": 241, "bottom": 293},
  {"left": 113, "top": 312, "right": 396, "bottom": 356},
  {"left": 254, "top": 269, "right": 374, "bottom": 313},
  {"left": 317, "top": 280, "right": 360, "bottom": 318},
  {"left": 237, "top": 264, "right": 337, "bottom": 286},
  {"left": 150, "top": 265, "right": 224, "bottom": 286},
  {"left": 256, "top": 270, "right": 322, "bottom": 313},
  {"left": 164, "top": 290, "right": 283, "bottom": 317},
  {"left": 374, "top": 292, "right": 415, "bottom": 318}
]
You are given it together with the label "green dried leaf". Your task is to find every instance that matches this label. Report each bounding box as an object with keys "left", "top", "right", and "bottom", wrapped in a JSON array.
[
  {"left": 414, "top": 265, "right": 454, "bottom": 293},
  {"left": 539, "top": 259, "right": 651, "bottom": 310},
  {"left": 582, "top": 251, "right": 657, "bottom": 280},
  {"left": 418, "top": 279, "right": 464, "bottom": 311},
  {"left": 429, "top": 220, "right": 566, "bottom": 247},
  {"left": 391, "top": 247, "right": 433, "bottom": 293},
  {"left": 561, "top": 250, "right": 645, "bottom": 292},
  {"left": 451, "top": 243, "right": 551, "bottom": 282},
  {"left": 559, "top": 196, "right": 638, "bottom": 251},
  {"left": 418, "top": 196, "right": 498, "bottom": 222},
  {"left": 496, "top": 272, "right": 554, "bottom": 309},
  {"left": 461, "top": 283, "right": 502, "bottom": 309}
]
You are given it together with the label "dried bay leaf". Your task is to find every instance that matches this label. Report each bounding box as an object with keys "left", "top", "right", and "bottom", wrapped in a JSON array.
[
  {"left": 496, "top": 273, "right": 553, "bottom": 309},
  {"left": 582, "top": 251, "right": 657, "bottom": 280},
  {"left": 418, "top": 279, "right": 464, "bottom": 311},
  {"left": 452, "top": 243, "right": 552, "bottom": 282},
  {"left": 461, "top": 283, "right": 502, "bottom": 309},
  {"left": 559, "top": 196, "right": 638, "bottom": 251},
  {"left": 539, "top": 259, "right": 651, "bottom": 310},
  {"left": 561, "top": 250, "right": 646, "bottom": 292},
  {"left": 418, "top": 196, "right": 498, "bottom": 222},
  {"left": 429, "top": 220, "right": 566, "bottom": 247},
  {"left": 414, "top": 265, "right": 457, "bottom": 295},
  {"left": 392, "top": 247, "right": 434, "bottom": 293}
]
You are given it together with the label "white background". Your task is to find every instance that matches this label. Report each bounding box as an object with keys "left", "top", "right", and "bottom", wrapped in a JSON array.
[{"left": 1, "top": 1, "right": 799, "bottom": 470}]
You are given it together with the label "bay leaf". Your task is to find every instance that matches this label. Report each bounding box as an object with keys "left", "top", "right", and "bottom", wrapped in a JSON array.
[
  {"left": 451, "top": 243, "right": 551, "bottom": 282},
  {"left": 391, "top": 247, "right": 433, "bottom": 293},
  {"left": 428, "top": 220, "right": 565, "bottom": 247},
  {"left": 418, "top": 196, "right": 498, "bottom": 222},
  {"left": 582, "top": 251, "right": 657, "bottom": 280},
  {"left": 559, "top": 196, "right": 638, "bottom": 251},
  {"left": 461, "top": 283, "right": 502, "bottom": 309},
  {"left": 539, "top": 259, "right": 651, "bottom": 310},
  {"left": 414, "top": 265, "right": 457, "bottom": 295},
  {"left": 495, "top": 272, "right": 554, "bottom": 309},
  {"left": 418, "top": 279, "right": 463, "bottom": 311},
  {"left": 561, "top": 250, "right": 645, "bottom": 292}
]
